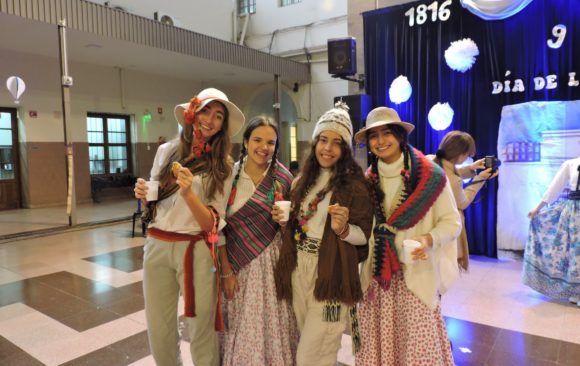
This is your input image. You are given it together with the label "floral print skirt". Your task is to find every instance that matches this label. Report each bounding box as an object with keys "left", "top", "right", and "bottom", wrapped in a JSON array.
[
  {"left": 221, "top": 236, "right": 298, "bottom": 366},
  {"left": 356, "top": 274, "right": 454, "bottom": 366},
  {"left": 523, "top": 199, "right": 580, "bottom": 299}
]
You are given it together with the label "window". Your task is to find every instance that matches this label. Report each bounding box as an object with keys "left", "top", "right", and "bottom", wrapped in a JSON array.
[
  {"left": 280, "top": 0, "right": 301, "bottom": 6},
  {"left": 238, "top": 0, "right": 256, "bottom": 15},
  {"left": 87, "top": 113, "right": 131, "bottom": 175},
  {"left": 0, "top": 111, "right": 15, "bottom": 180},
  {"left": 289, "top": 123, "right": 298, "bottom": 162}
]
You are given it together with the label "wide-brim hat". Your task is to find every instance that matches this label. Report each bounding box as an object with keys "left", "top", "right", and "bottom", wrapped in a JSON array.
[
  {"left": 174, "top": 87, "right": 245, "bottom": 137},
  {"left": 354, "top": 107, "right": 415, "bottom": 144}
]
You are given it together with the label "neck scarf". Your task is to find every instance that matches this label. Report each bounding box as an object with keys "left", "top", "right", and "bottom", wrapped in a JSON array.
[
  {"left": 367, "top": 146, "right": 446, "bottom": 289},
  {"left": 141, "top": 153, "right": 211, "bottom": 225},
  {"left": 224, "top": 161, "right": 292, "bottom": 271}
]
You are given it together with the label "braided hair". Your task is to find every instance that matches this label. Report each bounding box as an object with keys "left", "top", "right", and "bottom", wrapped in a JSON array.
[
  {"left": 367, "top": 124, "right": 412, "bottom": 215},
  {"left": 235, "top": 115, "right": 280, "bottom": 189}
]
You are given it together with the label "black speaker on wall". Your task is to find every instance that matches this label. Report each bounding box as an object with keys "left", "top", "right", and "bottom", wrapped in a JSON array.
[
  {"left": 328, "top": 37, "right": 357, "bottom": 76},
  {"left": 334, "top": 94, "right": 371, "bottom": 137}
]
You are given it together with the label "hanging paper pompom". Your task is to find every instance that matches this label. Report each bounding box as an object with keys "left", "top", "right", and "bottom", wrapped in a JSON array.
[
  {"left": 428, "top": 102, "right": 454, "bottom": 131},
  {"left": 388, "top": 75, "right": 412, "bottom": 104},
  {"left": 444, "top": 38, "right": 479, "bottom": 72}
]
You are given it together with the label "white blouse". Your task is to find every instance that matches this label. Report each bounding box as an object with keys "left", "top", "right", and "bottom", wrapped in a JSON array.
[
  {"left": 542, "top": 156, "right": 580, "bottom": 204},
  {"left": 148, "top": 140, "right": 232, "bottom": 236}
]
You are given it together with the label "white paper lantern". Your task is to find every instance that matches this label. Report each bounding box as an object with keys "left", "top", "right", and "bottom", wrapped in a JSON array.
[
  {"left": 389, "top": 75, "right": 412, "bottom": 104},
  {"left": 6, "top": 76, "right": 26, "bottom": 104},
  {"left": 428, "top": 102, "right": 454, "bottom": 131}
]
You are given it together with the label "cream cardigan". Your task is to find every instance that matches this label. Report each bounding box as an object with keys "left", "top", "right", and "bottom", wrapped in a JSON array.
[{"left": 360, "top": 157, "right": 462, "bottom": 309}]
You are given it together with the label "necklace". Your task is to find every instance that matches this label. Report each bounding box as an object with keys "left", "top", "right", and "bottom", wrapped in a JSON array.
[
  {"left": 226, "top": 163, "right": 283, "bottom": 215},
  {"left": 294, "top": 186, "right": 331, "bottom": 242}
]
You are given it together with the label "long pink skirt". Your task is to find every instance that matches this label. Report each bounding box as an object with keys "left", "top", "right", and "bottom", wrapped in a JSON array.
[
  {"left": 356, "top": 273, "right": 454, "bottom": 366},
  {"left": 221, "top": 237, "right": 298, "bottom": 366}
]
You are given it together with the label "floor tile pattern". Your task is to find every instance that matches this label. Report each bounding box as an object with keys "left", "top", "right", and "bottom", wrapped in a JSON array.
[{"left": 1, "top": 222, "right": 579, "bottom": 365}]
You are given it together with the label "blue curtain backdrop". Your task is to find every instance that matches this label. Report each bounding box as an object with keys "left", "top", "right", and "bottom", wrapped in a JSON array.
[{"left": 363, "top": 0, "right": 579, "bottom": 257}]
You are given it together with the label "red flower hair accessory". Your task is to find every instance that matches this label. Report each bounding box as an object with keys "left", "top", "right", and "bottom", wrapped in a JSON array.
[{"left": 183, "top": 96, "right": 202, "bottom": 125}]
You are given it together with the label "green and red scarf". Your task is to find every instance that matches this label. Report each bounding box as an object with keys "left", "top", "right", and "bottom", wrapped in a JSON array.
[{"left": 366, "top": 146, "right": 447, "bottom": 290}]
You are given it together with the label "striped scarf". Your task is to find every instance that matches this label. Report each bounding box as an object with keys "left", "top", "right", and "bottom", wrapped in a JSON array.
[
  {"left": 367, "top": 147, "right": 446, "bottom": 289},
  {"left": 224, "top": 162, "right": 292, "bottom": 271}
]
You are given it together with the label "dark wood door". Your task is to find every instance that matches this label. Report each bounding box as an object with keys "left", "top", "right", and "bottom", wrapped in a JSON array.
[{"left": 0, "top": 108, "right": 20, "bottom": 210}]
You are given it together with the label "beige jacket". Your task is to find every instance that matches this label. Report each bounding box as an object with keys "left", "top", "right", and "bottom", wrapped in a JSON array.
[
  {"left": 438, "top": 158, "right": 485, "bottom": 270},
  {"left": 360, "top": 179, "right": 462, "bottom": 310}
]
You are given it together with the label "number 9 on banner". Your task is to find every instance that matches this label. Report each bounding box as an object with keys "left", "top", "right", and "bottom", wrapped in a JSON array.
[{"left": 547, "top": 24, "right": 566, "bottom": 49}]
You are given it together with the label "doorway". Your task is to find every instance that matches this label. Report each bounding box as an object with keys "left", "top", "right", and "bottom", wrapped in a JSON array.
[{"left": 0, "top": 107, "right": 20, "bottom": 210}]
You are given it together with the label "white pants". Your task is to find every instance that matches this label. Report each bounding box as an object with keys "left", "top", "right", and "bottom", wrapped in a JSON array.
[
  {"left": 143, "top": 237, "right": 219, "bottom": 366},
  {"left": 292, "top": 251, "right": 346, "bottom": 366}
]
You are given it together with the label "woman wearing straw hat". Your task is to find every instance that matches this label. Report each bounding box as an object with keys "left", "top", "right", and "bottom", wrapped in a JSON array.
[
  {"left": 273, "top": 102, "right": 374, "bottom": 366},
  {"left": 134, "top": 87, "right": 245, "bottom": 366},
  {"left": 354, "top": 107, "right": 461, "bottom": 365}
]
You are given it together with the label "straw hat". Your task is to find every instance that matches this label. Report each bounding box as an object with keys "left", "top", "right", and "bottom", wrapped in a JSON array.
[
  {"left": 354, "top": 107, "right": 414, "bottom": 144},
  {"left": 174, "top": 87, "right": 245, "bottom": 137}
]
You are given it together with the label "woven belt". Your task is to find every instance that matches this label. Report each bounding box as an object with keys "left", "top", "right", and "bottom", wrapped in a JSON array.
[{"left": 297, "top": 237, "right": 321, "bottom": 255}]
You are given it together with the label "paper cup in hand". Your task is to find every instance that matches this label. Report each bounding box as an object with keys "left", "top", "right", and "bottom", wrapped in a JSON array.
[
  {"left": 145, "top": 180, "right": 159, "bottom": 201},
  {"left": 402, "top": 239, "right": 422, "bottom": 264},
  {"left": 276, "top": 201, "right": 291, "bottom": 221}
]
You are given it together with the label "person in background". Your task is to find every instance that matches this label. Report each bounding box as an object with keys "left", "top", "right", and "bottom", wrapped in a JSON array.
[
  {"left": 134, "top": 88, "right": 244, "bottom": 366},
  {"left": 158, "top": 135, "right": 167, "bottom": 146},
  {"left": 354, "top": 107, "right": 461, "bottom": 366},
  {"left": 524, "top": 155, "right": 580, "bottom": 306},
  {"left": 431, "top": 130, "right": 498, "bottom": 271},
  {"left": 220, "top": 116, "right": 298, "bottom": 365},
  {"left": 273, "top": 102, "right": 374, "bottom": 366},
  {"left": 289, "top": 160, "right": 300, "bottom": 177}
]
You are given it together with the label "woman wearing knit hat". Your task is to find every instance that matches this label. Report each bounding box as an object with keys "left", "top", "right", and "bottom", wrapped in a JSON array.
[
  {"left": 354, "top": 107, "right": 461, "bottom": 365},
  {"left": 134, "top": 87, "right": 244, "bottom": 366},
  {"left": 273, "top": 102, "right": 374, "bottom": 366}
]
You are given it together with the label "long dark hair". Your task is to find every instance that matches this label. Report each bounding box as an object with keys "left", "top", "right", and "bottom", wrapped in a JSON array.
[
  {"left": 158, "top": 101, "right": 233, "bottom": 200},
  {"left": 291, "top": 135, "right": 365, "bottom": 207},
  {"left": 368, "top": 124, "right": 410, "bottom": 209}
]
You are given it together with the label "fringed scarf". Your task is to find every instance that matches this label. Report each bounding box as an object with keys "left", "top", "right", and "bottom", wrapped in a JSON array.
[
  {"left": 366, "top": 146, "right": 447, "bottom": 290},
  {"left": 141, "top": 153, "right": 211, "bottom": 225},
  {"left": 224, "top": 162, "right": 292, "bottom": 271}
]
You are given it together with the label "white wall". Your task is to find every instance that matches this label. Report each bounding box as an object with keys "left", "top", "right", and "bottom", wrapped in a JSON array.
[
  {"left": 243, "top": 0, "right": 347, "bottom": 54},
  {"left": 0, "top": 49, "right": 203, "bottom": 144},
  {"left": 240, "top": 0, "right": 350, "bottom": 139},
  {"left": 88, "top": 0, "right": 236, "bottom": 42}
]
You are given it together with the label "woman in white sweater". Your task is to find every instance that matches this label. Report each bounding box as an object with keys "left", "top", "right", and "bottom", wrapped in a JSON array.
[{"left": 354, "top": 107, "right": 462, "bottom": 366}]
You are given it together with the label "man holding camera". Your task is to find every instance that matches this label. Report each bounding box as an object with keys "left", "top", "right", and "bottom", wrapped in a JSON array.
[{"left": 431, "top": 131, "right": 499, "bottom": 271}]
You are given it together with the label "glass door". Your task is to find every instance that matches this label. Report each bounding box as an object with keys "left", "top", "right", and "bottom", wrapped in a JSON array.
[{"left": 0, "top": 108, "right": 20, "bottom": 210}]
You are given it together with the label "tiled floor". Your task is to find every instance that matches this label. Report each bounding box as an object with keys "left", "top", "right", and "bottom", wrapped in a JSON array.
[
  {"left": 0, "top": 198, "right": 136, "bottom": 240},
  {"left": 0, "top": 222, "right": 579, "bottom": 365}
]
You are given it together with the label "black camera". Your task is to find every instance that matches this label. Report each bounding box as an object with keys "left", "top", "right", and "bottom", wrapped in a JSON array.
[{"left": 484, "top": 155, "right": 501, "bottom": 172}]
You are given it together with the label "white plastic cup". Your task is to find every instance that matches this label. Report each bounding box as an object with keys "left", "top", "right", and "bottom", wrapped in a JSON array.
[
  {"left": 276, "top": 200, "right": 291, "bottom": 221},
  {"left": 145, "top": 180, "right": 159, "bottom": 201},
  {"left": 402, "top": 239, "right": 422, "bottom": 264}
]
